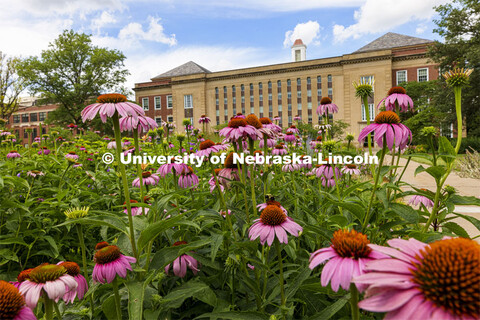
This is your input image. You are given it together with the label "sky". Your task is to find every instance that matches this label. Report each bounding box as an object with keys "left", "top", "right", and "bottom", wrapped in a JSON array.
[{"left": 0, "top": 0, "right": 452, "bottom": 92}]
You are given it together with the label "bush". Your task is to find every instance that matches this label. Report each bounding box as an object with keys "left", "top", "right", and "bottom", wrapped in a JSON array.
[{"left": 450, "top": 136, "right": 480, "bottom": 153}]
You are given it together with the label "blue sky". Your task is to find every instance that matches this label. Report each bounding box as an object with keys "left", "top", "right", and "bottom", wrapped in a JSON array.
[{"left": 1, "top": 0, "right": 451, "bottom": 90}]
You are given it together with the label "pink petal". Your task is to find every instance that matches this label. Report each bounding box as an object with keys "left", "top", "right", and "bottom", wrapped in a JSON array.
[
  {"left": 320, "top": 257, "right": 340, "bottom": 290},
  {"left": 358, "top": 288, "right": 421, "bottom": 312}
]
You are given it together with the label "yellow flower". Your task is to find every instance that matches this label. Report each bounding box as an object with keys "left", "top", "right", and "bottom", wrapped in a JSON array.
[{"left": 64, "top": 206, "right": 89, "bottom": 219}]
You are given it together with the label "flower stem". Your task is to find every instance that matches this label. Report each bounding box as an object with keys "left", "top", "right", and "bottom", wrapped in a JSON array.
[
  {"left": 112, "top": 112, "right": 138, "bottom": 260},
  {"left": 44, "top": 296, "right": 54, "bottom": 320},
  {"left": 362, "top": 139, "right": 387, "bottom": 231},
  {"left": 349, "top": 283, "right": 360, "bottom": 320},
  {"left": 112, "top": 277, "right": 122, "bottom": 320},
  {"left": 248, "top": 138, "right": 257, "bottom": 217},
  {"left": 363, "top": 95, "right": 372, "bottom": 157},
  {"left": 453, "top": 86, "right": 463, "bottom": 154},
  {"left": 133, "top": 129, "right": 145, "bottom": 215},
  {"left": 76, "top": 224, "right": 95, "bottom": 317},
  {"left": 275, "top": 241, "right": 286, "bottom": 318}
]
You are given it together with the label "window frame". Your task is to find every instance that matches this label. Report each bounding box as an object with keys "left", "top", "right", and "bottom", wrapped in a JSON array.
[
  {"left": 154, "top": 96, "right": 161, "bottom": 110},
  {"left": 361, "top": 103, "right": 375, "bottom": 122},
  {"left": 396, "top": 70, "right": 407, "bottom": 85},
  {"left": 184, "top": 94, "right": 193, "bottom": 109},
  {"left": 167, "top": 116, "right": 174, "bottom": 123},
  {"left": 167, "top": 95, "right": 173, "bottom": 109},
  {"left": 417, "top": 68, "right": 429, "bottom": 82},
  {"left": 155, "top": 116, "right": 163, "bottom": 126},
  {"left": 142, "top": 97, "right": 149, "bottom": 111}
]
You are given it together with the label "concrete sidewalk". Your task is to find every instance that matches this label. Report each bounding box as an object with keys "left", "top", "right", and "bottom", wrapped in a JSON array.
[{"left": 388, "top": 156, "right": 480, "bottom": 240}]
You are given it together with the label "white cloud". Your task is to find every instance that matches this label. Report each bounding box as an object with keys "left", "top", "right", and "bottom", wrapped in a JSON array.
[
  {"left": 416, "top": 23, "right": 427, "bottom": 34},
  {"left": 332, "top": 0, "right": 450, "bottom": 42},
  {"left": 118, "top": 16, "right": 177, "bottom": 46},
  {"left": 91, "top": 11, "right": 117, "bottom": 33},
  {"left": 283, "top": 21, "right": 322, "bottom": 48}
]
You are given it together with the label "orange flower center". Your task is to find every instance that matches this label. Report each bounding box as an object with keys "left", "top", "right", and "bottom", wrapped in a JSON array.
[
  {"left": 10, "top": 150, "right": 17, "bottom": 153},
  {"left": 201, "top": 114, "right": 206, "bottom": 117},
  {"left": 228, "top": 118, "right": 248, "bottom": 128},
  {"left": 95, "top": 241, "right": 109, "bottom": 250},
  {"left": 387, "top": 86, "right": 406, "bottom": 95},
  {"left": 123, "top": 199, "right": 138, "bottom": 209},
  {"left": 142, "top": 171, "right": 152, "bottom": 178},
  {"left": 0, "top": 280, "right": 25, "bottom": 319},
  {"left": 331, "top": 229, "right": 371, "bottom": 259},
  {"left": 200, "top": 139, "right": 215, "bottom": 150},
  {"left": 274, "top": 144, "right": 284, "bottom": 149},
  {"left": 94, "top": 245, "right": 122, "bottom": 264},
  {"left": 266, "top": 200, "right": 282, "bottom": 208},
  {"left": 28, "top": 264, "right": 67, "bottom": 283},
  {"left": 224, "top": 152, "right": 238, "bottom": 169},
  {"left": 411, "top": 238, "right": 480, "bottom": 318},
  {"left": 316, "top": 136, "right": 322, "bottom": 141},
  {"left": 214, "top": 168, "right": 222, "bottom": 175},
  {"left": 68, "top": 151, "right": 76, "bottom": 155},
  {"left": 260, "top": 205, "right": 286, "bottom": 226},
  {"left": 173, "top": 241, "right": 188, "bottom": 246},
  {"left": 245, "top": 114, "right": 263, "bottom": 129},
  {"left": 346, "top": 164, "right": 357, "bottom": 169},
  {"left": 320, "top": 97, "right": 332, "bottom": 105},
  {"left": 59, "top": 261, "right": 80, "bottom": 276},
  {"left": 97, "top": 93, "right": 127, "bottom": 103},
  {"left": 253, "top": 150, "right": 263, "bottom": 155},
  {"left": 17, "top": 269, "right": 32, "bottom": 282},
  {"left": 259, "top": 117, "right": 272, "bottom": 124},
  {"left": 374, "top": 111, "right": 400, "bottom": 124}
]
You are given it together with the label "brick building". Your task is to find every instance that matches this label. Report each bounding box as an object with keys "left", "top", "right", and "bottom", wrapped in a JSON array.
[
  {"left": 134, "top": 32, "right": 440, "bottom": 138},
  {"left": 5, "top": 97, "right": 58, "bottom": 145}
]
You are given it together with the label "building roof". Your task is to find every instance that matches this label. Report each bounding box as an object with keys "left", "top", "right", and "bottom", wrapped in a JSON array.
[
  {"left": 292, "top": 39, "right": 305, "bottom": 46},
  {"left": 354, "top": 32, "right": 433, "bottom": 53},
  {"left": 152, "top": 61, "right": 211, "bottom": 80}
]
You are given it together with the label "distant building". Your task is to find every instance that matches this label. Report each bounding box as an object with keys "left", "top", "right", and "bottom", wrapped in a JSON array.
[
  {"left": 133, "top": 32, "right": 438, "bottom": 137},
  {"left": 5, "top": 97, "right": 59, "bottom": 145}
]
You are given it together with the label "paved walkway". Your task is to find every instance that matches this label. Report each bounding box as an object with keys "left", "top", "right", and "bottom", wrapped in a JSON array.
[{"left": 390, "top": 156, "right": 480, "bottom": 241}]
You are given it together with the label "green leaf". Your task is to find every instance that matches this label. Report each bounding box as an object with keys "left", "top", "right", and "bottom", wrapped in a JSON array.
[
  {"left": 332, "top": 201, "right": 365, "bottom": 221},
  {"left": 414, "top": 165, "right": 427, "bottom": 176},
  {"left": 196, "top": 311, "right": 269, "bottom": 320},
  {"left": 390, "top": 203, "right": 419, "bottom": 223},
  {"left": 137, "top": 214, "right": 199, "bottom": 251},
  {"left": 126, "top": 272, "right": 156, "bottom": 320},
  {"left": 101, "top": 295, "right": 119, "bottom": 320},
  {"left": 160, "top": 279, "right": 216, "bottom": 310},
  {"left": 286, "top": 266, "right": 312, "bottom": 300},
  {"left": 57, "top": 217, "right": 128, "bottom": 235},
  {"left": 210, "top": 232, "right": 223, "bottom": 262},
  {"left": 442, "top": 222, "right": 470, "bottom": 238},
  {"left": 308, "top": 293, "right": 350, "bottom": 320},
  {"left": 0, "top": 248, "right": 18, "bottom": 265},
  {"left": 438, "top": 136, "right": 456, "bottom": 164},
  {"left": 449, "top": 195, "right": 480, "bottom": 206},
  {"left": 452, "top": 213, "right": 480, "bottom": 232},
  {"left": 425, "top": 166, "right": 447, "bottom": 181},
  {"left": 44, "top": 235, "right": 59, "bottom": 258}
]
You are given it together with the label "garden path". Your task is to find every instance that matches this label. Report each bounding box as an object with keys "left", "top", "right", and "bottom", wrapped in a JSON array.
[{"left": 390, "top": 156, "right": 480, "bottom": 241}]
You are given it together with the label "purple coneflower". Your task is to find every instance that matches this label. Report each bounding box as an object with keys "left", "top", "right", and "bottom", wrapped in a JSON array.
[
  {"left": 282, "top": 163, "right": 300, "bottom": 172},
  {"left": 119, "top": 114, "right": 158, "bottom": 133},
  {"left": 132, "top": 171, "right": 160, "bottom": 187},
  {"left": 0, "top": 280, "right": 37, "bottom": 319},
  {"left": 73, "top": 163, "right": 83, "bottom": 168},
  {"left": 283, "top": 132, "right": 296, "bottom": 142},
  {"left": 309, "top": 229, "right": 385, "bottom": 292},
  {"left": 27, "top": 170, "right": 44, "bottom": 178},
  {"left": 0, "top": 131, "right": 11, "bottom": 136},
  {"left": 195, "top": 139, "right": 225, "bottom": 157},
  {"left": 7, "top": 150, "right": 21, "bottom": 159},
  {"left": 259, "top": 138, "right": 276, "bottom": 148},
  {"left": 165, "top": 241, "right": 200, "bottom": 278},
  {"left": 316, "top": 97, "right": 339, "bottom": 116},
  {"left": 257, "top": 200, "right": 288, "bottom": 215},
  {"left": 287, "top": 125, "right": 299, "bottom": 134},
  {"left": 378, "top": 86, "right": 414, "bottom": 112},
  {"left": 10, "top": 268, "right": 33, "bottom": 290},
  {"left": 157, "top": 163, "right": 189, "bottom": 178},
  {"left": 198, "top": 115, "right": 211, "bottom": 124},
  {"left": 409, "top": 190, "right": 434, "bottom": 208},
  {"left": 354, "top": 237, "right": 479, "bottom": 320},
  {"left": 219, "top": 117, "right": 258, "bottom": 142},
  {"left": 56, "top": 261, "right": 88, "bottom": 304},
  {"left": 38, "top": 147, "right": 50, "bottom": 155},
  {"left": 341, "top": 164, "right": 361, "bottom": 175},
  {"left": 92, "top": 242, "right": 136, "bottom": 284},
  {"left": 249, "top": 204, "right": 302, "bottom": 246},
  {"left": 178, "top": 166, "right": 199, "bottom": 189},
  {"left": 299, "top": 155, "right": 313, "bottom": 169},
  {"left": 219, "top": 209, "right": 232, "bottom": 217},
  {"left": 260, "top": 117, "right": 282, "bottom": 133},
  {"left": 272, "top": 144, "right": 287, "bottom": 155},
  {"left": 358, "top": 111, "right": 412, "bottom": 151},
  {"left": 19, "top": 264, "right": 78, "bottom": 309},
  {"left": 293, "top": 115, "right": 301, "bottom": 121},
  {"left": 123, "top": 200, "right": 148, "bottom": 216},
  {"left": 81, "top": 93, "right": 145, "bottom": 123},
  {"left": 65, "top": 151, "right": 79, "bottom": 161},
  {"left": 234, "top": 113, "right": 246, "bottom": 119},
  {"left": 79, "top": 146, "right": 86, "bottom": 151},
  {"left": 218, "top": 153, "right": 241, "bottom": 187}
]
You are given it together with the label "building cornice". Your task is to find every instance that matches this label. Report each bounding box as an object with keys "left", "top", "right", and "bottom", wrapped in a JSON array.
[{"left": 392, "top": 53, "right": 428, "bottom": 62}]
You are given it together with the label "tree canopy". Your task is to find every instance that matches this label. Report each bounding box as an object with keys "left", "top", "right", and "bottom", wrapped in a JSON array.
[
  {"left": 18, "top": 30, "right": 129, "bottom": 126},
  {"left": 0, "top": 53, "right": 25, "bottom": 121},
  {"left": 429, "top": 0, "right": 480, "bottom": 136}
]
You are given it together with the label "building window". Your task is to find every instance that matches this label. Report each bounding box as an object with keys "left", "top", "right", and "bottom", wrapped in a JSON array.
[
  {"left": 39, "top": 112, "right": 46, "bottom": 121},
  {"left": 307, "top": 77, "right": 311, "bottom": 85},
  {"left": 155, "top": 116, "right": 162, "bottom": 126},
  {"left": 361, "top": 104, "right": 375, "bottom": 122},
  {"left": 22, "top": 114, "right": 29, "bottom": 123},
  {"left": 297, "top": 78, "right": 301, "bottom": 86},
  {"left": 440, "top": 123, "right": 454, "bottom": 138},
  {"left": 396, "top": 70, "right": 407, "bottom": 85},
  {"left": 23, "top": 130, "right": 28, "bottom": 138},
  {"left": 297, "top": 103, "right": 302, "bottom": 111},
  {"left": 154, "top": 96, "right": 161, "bottom": 110},
  {"left": 308, "top": 102, "right": 312, "bottom": 110},
  {"left": 287, "top": 79, "right": 291, "bottom": 87},
  {"left": 417, "top": 68, "right": 428, "bottom": 82},
  {"left": 167, "top": 95, "right": 173, "bottom": 108},
  {"left": 13, "top": 115, "right": 20, "bottom": 123},
  {"left": 268, "top": 81, "right": 272, "bottom": 89},
  {"left": 30, "top": 113, "right": 38, "bottom": 122},
  {"left": 297, "top": 91, "right": 302, "bottom": 98},
  {"left": 142, "top": 98, "right": 149, "bottom": 111},
  {"left": 167, "top": 116, "right": 174, "bottom": 123},
  {"left": 328, "top": 88, "right": 333, "bottom": 98},
  {"left": 317, "top": 76, "right": 321, "bottom": 84},
  {"left": 327, "top": 74, "right": 332, "bottom": 82},
  {"left": 184, "top": 95, "right": 193, "bottom": 109},
  {"left": 232, "top": 85, "right": 236, "bottom": 94},
  {"left": 278, "top": 104, "right": 282, "bottom": 112},
  {"left": 307, "top": 89, "right": 311, "bottom": 97},
  {"left": 295, "top": 50, "right": 301, "bottom": 62}
]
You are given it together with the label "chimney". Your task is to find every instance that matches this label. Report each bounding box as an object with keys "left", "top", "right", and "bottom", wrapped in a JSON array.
[{"left": 291, "top": 39, "right": 306, "bottom": 62}]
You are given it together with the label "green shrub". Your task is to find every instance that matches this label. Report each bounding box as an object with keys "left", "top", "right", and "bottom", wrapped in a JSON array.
[{"left": 450, "top": 136, "right": 480, "bottom": 153}]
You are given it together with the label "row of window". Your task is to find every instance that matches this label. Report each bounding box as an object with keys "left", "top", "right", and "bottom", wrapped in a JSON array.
[
  {"left": 141, "top": 95, "right": 173, "bottom": 111},
  {"left": 154, "top": 116, "right": 175, "bottom": 126},
  {"left": 396, "top": 67, "right": 429, "bottom": 85},
  {"left": 13, "top": 112, "right": 47, "bottom": 124}
]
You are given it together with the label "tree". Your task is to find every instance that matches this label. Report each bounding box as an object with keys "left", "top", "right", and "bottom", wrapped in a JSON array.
[
  {"left": 18, "top": 30, "right": 129, "bottom": 126},
  {"left": 0, "top": 53, "right": 25, "bottom": 120},
  {"left": 429, "top": 0, "right": 480, "bottom": 136}
]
